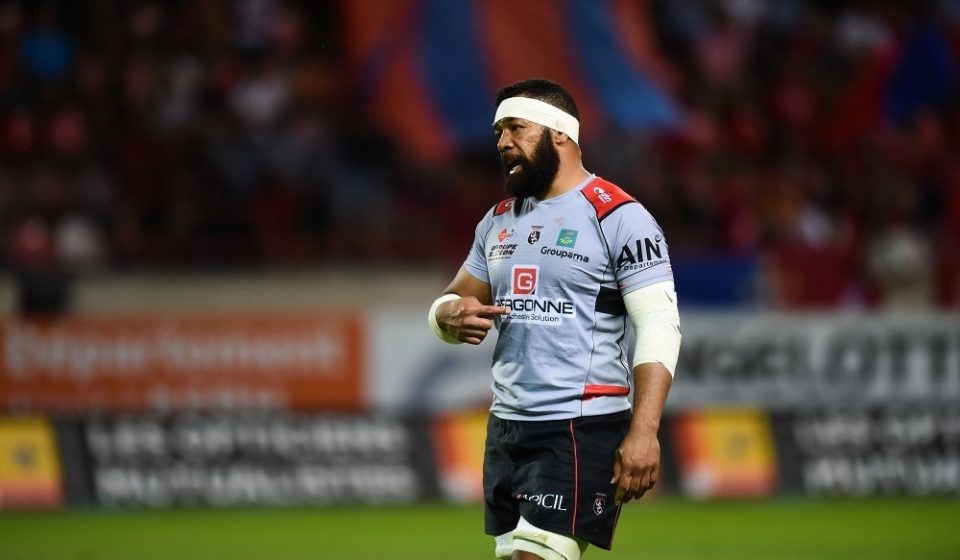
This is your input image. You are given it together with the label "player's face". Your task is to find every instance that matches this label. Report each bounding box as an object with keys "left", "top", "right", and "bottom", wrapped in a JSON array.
[{"left": 495, "top": 118, "right": 559, "bottom": 200}]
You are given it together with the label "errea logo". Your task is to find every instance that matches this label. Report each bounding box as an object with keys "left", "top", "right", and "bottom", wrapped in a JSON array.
[{"left": 512, "top": 265, "right": 538, "bottom": 295}]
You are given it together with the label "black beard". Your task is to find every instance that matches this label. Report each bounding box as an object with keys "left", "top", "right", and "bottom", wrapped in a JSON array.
[{"left": 503, "top": 131, "right": 559, "bottom": 201}]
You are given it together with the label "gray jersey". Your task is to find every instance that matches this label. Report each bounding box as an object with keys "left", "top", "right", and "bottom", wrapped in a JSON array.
[{"left": 464, "top": 175, "right": 674, "bottom": 420}]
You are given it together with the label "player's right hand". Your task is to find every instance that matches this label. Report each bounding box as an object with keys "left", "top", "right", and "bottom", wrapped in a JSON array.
[{"left": 436, "top": 296, "right": 508, "bottom": 345}]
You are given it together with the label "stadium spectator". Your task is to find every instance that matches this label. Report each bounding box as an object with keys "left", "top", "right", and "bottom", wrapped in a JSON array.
[{"left": 1, "top": 0, "right": 957, "bottom": 309}]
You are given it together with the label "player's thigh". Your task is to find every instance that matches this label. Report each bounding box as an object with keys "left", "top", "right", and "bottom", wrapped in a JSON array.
[
  {"left": 484, "top": 414, "right": 522, "bottom": 537},
  {"left": 565, "top": 411, "right": 632, "bottom": 550}
]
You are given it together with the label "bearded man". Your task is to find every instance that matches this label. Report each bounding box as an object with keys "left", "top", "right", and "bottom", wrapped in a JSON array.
[{"left": 427, "top": 78, "right": 681, "bottom": 560}]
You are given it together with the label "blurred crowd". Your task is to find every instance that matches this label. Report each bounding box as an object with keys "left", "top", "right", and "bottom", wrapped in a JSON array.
[
  {"left": 1, "top": 0, "right": 959, "bottom": 309},
  {"left": 645, "top": 0, "right": 960, "bottom": 309}
]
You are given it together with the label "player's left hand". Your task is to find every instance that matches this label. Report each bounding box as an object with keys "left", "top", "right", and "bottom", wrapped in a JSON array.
[{"left": 610, "top": 427, "right": 660, "bottom": 504}]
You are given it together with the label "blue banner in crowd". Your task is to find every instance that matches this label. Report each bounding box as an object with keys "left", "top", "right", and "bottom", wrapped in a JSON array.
[{"left": 342, "top": 0, "right": 681, "bottom": 160}]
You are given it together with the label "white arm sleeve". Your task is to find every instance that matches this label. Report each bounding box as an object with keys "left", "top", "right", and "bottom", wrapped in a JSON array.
[{"left": 623, "top": 280, "right": 682, "bottom": 377}]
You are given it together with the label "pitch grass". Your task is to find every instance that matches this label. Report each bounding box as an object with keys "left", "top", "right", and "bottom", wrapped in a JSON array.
[{"left": 1, "top": 498, "right": 958, "bottom": 560}]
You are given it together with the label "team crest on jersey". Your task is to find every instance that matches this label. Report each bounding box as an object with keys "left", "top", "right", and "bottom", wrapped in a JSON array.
[
  {"left": 556, "top": 229, "right": 578, "bottom": 248},
  {"left": 527, "top": 226, "right": 543, "bottom": 245}
]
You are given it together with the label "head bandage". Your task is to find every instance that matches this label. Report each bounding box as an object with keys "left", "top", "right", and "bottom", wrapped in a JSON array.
[{"left": 494, "top": 97, "right": 580, "bottom": 144}]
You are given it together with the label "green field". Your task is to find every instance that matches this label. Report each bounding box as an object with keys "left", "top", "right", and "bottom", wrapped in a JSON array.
[{"left": 2, "top": 498, "right": 958, "bottom": 559}]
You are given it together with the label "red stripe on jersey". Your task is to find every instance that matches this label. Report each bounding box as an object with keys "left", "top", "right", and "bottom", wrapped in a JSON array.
[
  {"left": 494, "top": 197, "right": 516, "bottom": 216},
  {"left": 581, "top": 178, "right": 636, "bottom": 221},
  {"left": 582, "top": 384, "right": 631, "bottom": 399}
]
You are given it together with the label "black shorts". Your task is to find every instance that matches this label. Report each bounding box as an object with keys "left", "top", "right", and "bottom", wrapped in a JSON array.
[{"left": 483, "top": 410, "right": 631, "bottom": 550}]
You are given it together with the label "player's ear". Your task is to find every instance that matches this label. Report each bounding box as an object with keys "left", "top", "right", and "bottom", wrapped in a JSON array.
[{"left": 552, "top": 129, "right": 569, "bottom": 146}]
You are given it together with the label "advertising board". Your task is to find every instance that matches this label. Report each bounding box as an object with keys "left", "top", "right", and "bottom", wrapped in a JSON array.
[{"left": 0, "top": 314, "right": 364, "bottom": 411}]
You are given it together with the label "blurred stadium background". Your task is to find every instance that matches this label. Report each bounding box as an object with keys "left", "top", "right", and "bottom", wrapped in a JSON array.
[{"left": 0, "top": 0, "right": 959, "bottom": 558}]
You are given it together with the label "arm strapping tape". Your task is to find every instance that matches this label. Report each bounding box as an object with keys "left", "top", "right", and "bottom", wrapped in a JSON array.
[
  {"left": 428, "top": 293, "right": 463, "bottom": 344},
  {"left": 623, "top": 281, "right": 681, "bottom": 376}
]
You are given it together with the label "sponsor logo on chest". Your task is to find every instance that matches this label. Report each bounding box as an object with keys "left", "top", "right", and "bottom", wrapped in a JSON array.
[
  {"left": 496, "top": 265, "right": 575, "bottom": 325},
  {"left": 556, "top": 228, "right": 578, "bottom": 248},
  {"left": 488, "top": 244, "right": 517, "bottom": 261},
  {"left": 512, "top": 266, "right": 538, "bottom": 295}
]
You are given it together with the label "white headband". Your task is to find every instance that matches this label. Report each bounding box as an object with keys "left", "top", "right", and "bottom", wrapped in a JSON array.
[{"left": 493, "top": 97, "right": 580, "bottom": 144}]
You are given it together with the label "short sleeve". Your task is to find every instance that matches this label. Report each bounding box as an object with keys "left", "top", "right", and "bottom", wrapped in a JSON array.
[
  {"left": 602, "top": 203, "right": 674, "bottom": 295},
  {"left": 463, "top": 208, "right": 494, "bottom": 282}
]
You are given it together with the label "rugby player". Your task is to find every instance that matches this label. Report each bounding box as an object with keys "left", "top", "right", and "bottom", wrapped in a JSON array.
[{"left": 428, "top": 78, "right": 681, "bottom": 560}]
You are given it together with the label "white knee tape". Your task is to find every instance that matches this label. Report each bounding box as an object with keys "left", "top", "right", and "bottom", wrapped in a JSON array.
[
  {"left": 494, "top": 532, "right": 514, "bottom": 560},
  {"left": 513, "top": 539, "right": 571, "bottom": 560},
  {"left": 511, "top": 517, "right": 585, "bottom": 560}
]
